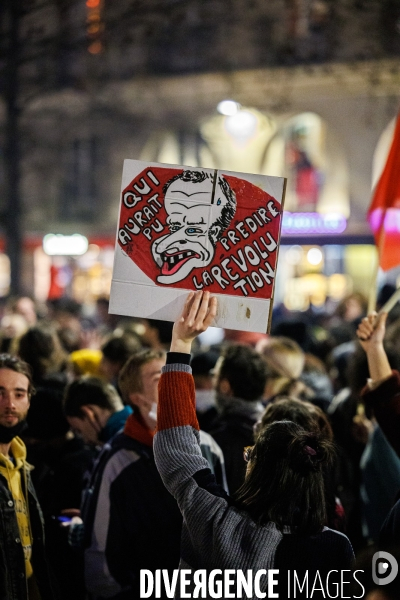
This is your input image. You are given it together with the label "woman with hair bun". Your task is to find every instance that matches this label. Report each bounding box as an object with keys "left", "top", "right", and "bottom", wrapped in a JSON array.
[
  {"left": 154, "top": 292, "right": 354, "bottom": 599},
  {"left": 253, "top": 397, "right": 346, "bottom": 533},
  {"left": 236, "top": 420, "right": 333, "bottom": 534}
]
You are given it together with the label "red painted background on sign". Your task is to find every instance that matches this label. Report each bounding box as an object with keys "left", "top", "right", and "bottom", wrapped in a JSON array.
[{"left": 118, "top": 167, "right": 282, "bottom": 299}]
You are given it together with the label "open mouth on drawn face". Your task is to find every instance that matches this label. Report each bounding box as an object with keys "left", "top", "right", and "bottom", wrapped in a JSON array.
[{"left": 161, "top": 250, "right": 200, "bottom": 275}]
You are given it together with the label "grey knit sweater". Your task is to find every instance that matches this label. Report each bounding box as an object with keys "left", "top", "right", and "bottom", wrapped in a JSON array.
[{"left": 154, "top": 360, "right": 355, "bottom": 599}]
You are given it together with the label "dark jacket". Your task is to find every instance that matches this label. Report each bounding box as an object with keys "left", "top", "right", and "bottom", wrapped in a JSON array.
[
  {"left": 77, "top": 429, "right": 182, "bottom": 599},
  {"left": 380, "top": 497, "right": 400, "bottom": 547},
  {"left": 362, "top": 370, "right": 400, "bottom": 458},
  {"left": 72, "top": 411, "right": 226, "bottom": 599},
  {"left": 210, "top": 412, "right": 256, "bottom": 494},
  {"left": 0, "top": 455, "right": 56, "bottom": 600}
]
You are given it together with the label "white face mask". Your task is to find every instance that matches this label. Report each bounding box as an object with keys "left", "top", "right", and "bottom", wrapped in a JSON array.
[
  {"left": 148, "top": 402, "right": 158, "bottom": 422},
  {"left": 195, "top": 389, "right": 216, "bottom": 413}
]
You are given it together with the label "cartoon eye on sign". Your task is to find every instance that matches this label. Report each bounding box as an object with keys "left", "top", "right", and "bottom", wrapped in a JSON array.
[{"left": 151, "top": 170, "right": 236, "bottom": 284}]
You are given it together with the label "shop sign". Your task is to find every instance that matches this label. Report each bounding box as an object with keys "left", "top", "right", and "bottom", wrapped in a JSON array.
[
  {"left": 282, "top": 212, "right": 347, "bottom": 235},
  {"left": 110, "top": 160, "right": 286, "bottom": 332},
  {"left": 43, "top": 234, "right": 88, "bottom": 256}
]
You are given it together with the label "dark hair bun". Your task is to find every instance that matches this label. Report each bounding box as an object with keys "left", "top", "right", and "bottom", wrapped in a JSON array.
[
  {"left": 258, "top": 420, "right": 335, "bottom": 474},
  {"left": 288, "top": 430, "right": 334, "bottom": 473}
]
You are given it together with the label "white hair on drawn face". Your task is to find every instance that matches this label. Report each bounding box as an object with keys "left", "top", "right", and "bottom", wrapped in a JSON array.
[{"left": 151, "top": 170, "right": 236, "bottom": 285}]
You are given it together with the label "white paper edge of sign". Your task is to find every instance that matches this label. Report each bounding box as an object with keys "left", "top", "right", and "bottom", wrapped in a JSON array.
[{"left": 109, "top": 281, "right": 272, "bottom": 333}]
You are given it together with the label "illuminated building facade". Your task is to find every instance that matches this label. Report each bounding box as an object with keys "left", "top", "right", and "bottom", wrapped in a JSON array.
[{"left": 0, "top": 0, "right": 399, "bottom": 307}]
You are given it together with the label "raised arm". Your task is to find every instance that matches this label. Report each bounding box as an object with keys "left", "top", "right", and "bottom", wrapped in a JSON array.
[
  {"left": 357, "top": 311, "right": 400, "bottom": 458},
  {"left": 356, "top": 312, "right": 391, "bottom": 384},
  {"left": 154, "top": 292, "right": 230, "bottom": 515},
  {"left": 156, "top": 291, "right": 217, "bottom": 437}
]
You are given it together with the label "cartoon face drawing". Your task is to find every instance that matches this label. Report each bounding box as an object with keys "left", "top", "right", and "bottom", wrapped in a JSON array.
[{"left": 151, "top": 170, "right": 236, "bottom": 284}]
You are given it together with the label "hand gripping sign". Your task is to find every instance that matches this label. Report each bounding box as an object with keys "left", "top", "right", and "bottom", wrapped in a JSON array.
[{"left": 110, "top": 160, "right": 286, "bottom": 332}]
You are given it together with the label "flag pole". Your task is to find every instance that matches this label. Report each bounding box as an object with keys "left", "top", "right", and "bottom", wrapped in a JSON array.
[
  {"left": 367, "top": 249, "right": 379, "bottom": 314},
  {"left": 367, "top": 221, "right": 384, "bottom": 314},
  {"left": 378, "top": 286, "right": 400, "bottom": 314}
]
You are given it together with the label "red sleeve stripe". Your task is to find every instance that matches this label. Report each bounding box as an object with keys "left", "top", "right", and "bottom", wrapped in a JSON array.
[{"left": 157, "top": 371, "right": 200, "bottom": 432}]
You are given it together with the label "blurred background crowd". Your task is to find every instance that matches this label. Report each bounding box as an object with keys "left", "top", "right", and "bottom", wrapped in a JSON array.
[{"left": 1, "top": 289, "right": 400, "bottom": 598}]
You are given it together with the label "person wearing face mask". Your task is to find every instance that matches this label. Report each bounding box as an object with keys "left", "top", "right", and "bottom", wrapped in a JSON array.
[
  {"left": 0, "top": 353, "right": 57, "bottom": 600},
  {"left": 64, "top": 353, "right": 182, "bottom": 600},
  {"left": 62, "top": 377, "right": 134, "bottom": 599},
  {"left": 63, "top": 377, "right": 132, "bottom": 447},
  {"left": 119, "top": 349, "right": 228, "bottom": 490},
  {"left": 66, "top": 348, "right": 227, "bottom": 600}
]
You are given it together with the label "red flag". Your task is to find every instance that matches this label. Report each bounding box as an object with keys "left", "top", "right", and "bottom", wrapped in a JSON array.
[{"left": 368, "top": 113, "right": 400, "bottom": 271}]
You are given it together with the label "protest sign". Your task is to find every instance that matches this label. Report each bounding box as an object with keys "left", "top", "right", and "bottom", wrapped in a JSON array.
[{"left": 109, "top": 160, "right": 286, "bottom": 332}]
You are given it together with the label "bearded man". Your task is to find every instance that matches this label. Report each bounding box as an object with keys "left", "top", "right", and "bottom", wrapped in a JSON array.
[{"left": 0, "top": 353, "right": 56, "bottom": 600}]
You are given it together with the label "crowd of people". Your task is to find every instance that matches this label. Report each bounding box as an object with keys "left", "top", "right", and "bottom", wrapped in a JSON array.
[{"left": 0, "top": 288, "right": 399, "bottom": 600}]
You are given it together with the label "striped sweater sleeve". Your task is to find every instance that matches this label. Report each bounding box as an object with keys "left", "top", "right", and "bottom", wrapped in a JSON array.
[
  {"left": 156, "top": 363, "right": 200, "bottom": 433},
  {"left": 154, "top": 363, "right": 230, "bottom": 519}
]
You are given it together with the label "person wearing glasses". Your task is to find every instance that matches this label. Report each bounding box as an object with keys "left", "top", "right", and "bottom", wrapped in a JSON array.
[{"left": 154, "top": 291, "right": 354, "bottom": 598}]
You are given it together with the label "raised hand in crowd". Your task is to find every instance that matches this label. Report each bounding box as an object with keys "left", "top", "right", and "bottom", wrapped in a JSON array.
[
  {"left": 171, "top": 291, "right": 218, "bottom": 354},
  {"left": 357, "top": 310, "right": 400, "bottom": 460},
  {"left": 356, "top": 312, "right": 391, "bottom": 384}
]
